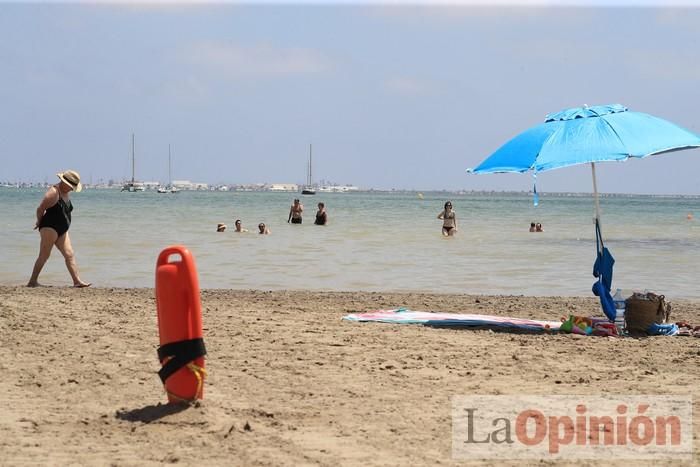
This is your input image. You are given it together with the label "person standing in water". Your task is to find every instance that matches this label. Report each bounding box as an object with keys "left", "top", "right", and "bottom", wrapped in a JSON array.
[
  {"left": 314, "top": 202, "right": 327, "bottom": 225},
  {"left": 28, "top": 170, "right": 91, "bottom": 287},
  {"left": 437, "top": 201, "right": 458, "bottom": 236},
  {"left": 288, "top": 198, "right": 303, "bottom": 224}
]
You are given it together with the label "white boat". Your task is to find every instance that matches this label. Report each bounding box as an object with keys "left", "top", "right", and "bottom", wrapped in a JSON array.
[
  {"left": 121, "top": 134, "right": 145, "bottom": 192},
  {"left": 158, "top": 144, "right": 179, "bottom": 193},
  {"left": 318, "top": 184, "right": 359, "bottom": 193},
  {"left": 301, "top": 143, "right": 315, "bottom": 195}
]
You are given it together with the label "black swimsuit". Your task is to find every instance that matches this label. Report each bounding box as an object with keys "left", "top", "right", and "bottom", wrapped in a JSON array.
[
  {"left": 314, "top": 212, "right": 327, "bottom": 225},
  {"left": 39, "top": 193, "right": 73, "bottom": 237}
]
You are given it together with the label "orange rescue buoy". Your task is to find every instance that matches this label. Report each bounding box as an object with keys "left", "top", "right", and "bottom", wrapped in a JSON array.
[{"left": 155, "top": 245, "right": 206, "bottom": 403}]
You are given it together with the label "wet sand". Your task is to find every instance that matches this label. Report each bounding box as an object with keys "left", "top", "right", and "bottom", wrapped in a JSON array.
[{"left": 1, "top": 286, "right": 698, "bottom": 466}]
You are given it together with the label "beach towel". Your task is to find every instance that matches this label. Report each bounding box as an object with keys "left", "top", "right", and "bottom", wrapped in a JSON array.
[{"left": 343, "top": 308, "right": 561, "bottom": 333}]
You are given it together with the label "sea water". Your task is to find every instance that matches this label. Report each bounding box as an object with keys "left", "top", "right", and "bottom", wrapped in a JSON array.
[{"left": 1, "top": 188, "right": 698, "bottom": 299}]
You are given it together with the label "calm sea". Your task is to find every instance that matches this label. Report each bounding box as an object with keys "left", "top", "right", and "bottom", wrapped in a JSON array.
[{"left": 1, "top": 188, "right": 699, "bottom": 299}]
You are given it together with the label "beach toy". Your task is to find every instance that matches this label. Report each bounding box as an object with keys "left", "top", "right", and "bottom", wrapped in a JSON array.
[
  {"left": 571, "top": 323, "right": 592, "bottom": 335},
  {"left": 560, "top": 315, "right": 593, "bottom": 335},
  {"left": 559, "top": 316, "right": 574, "bottom": 333},
  {"left": 155, "top": 245, "right": 207, "bottom": 403}
]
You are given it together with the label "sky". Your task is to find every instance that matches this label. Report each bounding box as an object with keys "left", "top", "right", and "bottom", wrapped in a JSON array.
[{"left": 1, "top": 1, "right": 699, "bottom": 193}]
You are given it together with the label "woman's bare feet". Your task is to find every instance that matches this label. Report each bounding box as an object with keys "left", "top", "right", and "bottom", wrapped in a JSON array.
[{"left": 73, "top": 282, "right": 92, "bottom": 288}]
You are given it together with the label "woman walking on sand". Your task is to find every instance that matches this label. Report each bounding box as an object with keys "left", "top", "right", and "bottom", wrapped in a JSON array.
[
  {"left": 437, "top": 201, "right": 458, "bottom": 236},
  {"left": 27, "top": 170, "right": 91, "bottom": 288}
]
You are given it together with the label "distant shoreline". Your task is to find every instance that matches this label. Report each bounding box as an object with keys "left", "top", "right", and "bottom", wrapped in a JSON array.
[{"left": 2, "top": 184, "right": 699, "bottom": 198}]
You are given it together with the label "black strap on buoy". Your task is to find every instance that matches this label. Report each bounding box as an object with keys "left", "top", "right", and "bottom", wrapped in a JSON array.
[{"left": 157, "top": 338, "right": 207, "bottom": 384}]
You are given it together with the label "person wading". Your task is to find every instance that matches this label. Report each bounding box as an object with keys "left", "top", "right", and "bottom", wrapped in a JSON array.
[
  {"left": 288, "top": 198, "right": 303, "bottom": 224},
  {"left": 27, "top": 170, "right": 91, "bottom": 288}
]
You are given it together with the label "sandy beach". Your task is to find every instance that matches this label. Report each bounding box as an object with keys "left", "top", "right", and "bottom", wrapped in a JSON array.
[{"left": 1, "top": 285, "right": 698, "bottom": 466}]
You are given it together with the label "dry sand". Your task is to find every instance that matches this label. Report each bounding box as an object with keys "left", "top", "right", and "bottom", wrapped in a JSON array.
[{"left": 1, "top": 285, "right": 698, "bottom": 466}]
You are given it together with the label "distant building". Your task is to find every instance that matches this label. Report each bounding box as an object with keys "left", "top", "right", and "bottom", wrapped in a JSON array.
[
  {"left": 172, "top": 180, "right": 209, "bottom": 190},
  {"left": 172, "top": 180, "right": 194, "bottom": 190},
  {"left": 268, "top": 183, "right": 299, "bottom": 192}
]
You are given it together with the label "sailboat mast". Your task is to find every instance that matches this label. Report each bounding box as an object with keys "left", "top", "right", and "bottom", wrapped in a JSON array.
[
  {"left": 308, "top": 143, "right": 313, "bottom": 186},
  {"left": 168, "top": 144, "right": 172, "bottom": 186},
  {"left": 131, "top": 133, "right": 135, "bottom": 184}
]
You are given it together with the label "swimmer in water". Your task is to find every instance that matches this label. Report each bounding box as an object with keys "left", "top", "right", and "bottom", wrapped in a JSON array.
[{"left": 437, "top": 201, "right": 457, "bottom": 236}]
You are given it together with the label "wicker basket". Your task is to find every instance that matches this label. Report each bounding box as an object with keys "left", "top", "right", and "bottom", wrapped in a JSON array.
[{"left": 625, "top": 292, "right": 671, "bottom": 335}]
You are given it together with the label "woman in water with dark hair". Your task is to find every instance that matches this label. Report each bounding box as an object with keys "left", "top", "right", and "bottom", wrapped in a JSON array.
[
  {"left": 314, "top": 202, "right": 327, "bottom": 225},
  {"left": 437, "top": 201, "right": 458, "bottom": 236},
  {"left": 27, "top": 170, "right": 91, "bottom": 287},
  {"left": 234, "top": 219, "right": 248, "bottom": 232}
]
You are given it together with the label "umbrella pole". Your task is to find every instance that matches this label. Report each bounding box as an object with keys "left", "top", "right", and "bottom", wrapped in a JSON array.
[
  {"left": 591, "top": 162, "right": 603, "bottom": 253},
  {"left": 591, "top": 162, "right": 602, "bottom": 222}
]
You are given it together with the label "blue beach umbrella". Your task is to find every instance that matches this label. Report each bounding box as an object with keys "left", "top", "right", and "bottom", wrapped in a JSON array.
[{"left": 467, "top": 104, "right": 700, "bottom": 320}]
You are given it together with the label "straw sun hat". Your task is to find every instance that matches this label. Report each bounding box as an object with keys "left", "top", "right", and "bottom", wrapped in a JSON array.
[{"left": 57, "top": 170, "right": 82, "bottom": 192}]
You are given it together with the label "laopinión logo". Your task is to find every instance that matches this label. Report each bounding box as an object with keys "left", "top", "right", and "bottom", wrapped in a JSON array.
[{"left": 452, "top": 395, "right": 692, "bottom": 460}]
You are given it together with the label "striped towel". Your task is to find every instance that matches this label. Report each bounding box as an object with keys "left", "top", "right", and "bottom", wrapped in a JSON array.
[{"left": 343, "top": 308, "right": 561, "bottom": 332}]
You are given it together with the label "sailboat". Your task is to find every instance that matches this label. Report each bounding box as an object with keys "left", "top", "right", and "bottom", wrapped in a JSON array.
[
  {"left": 301, "top": 143, "right": 316, "bottom": 195},
  {"left": 158, "top": 144, "right": 178, "bottom": 193},
  {"left": 121, "top": 133, "right": 145, "bottom": 192}
]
